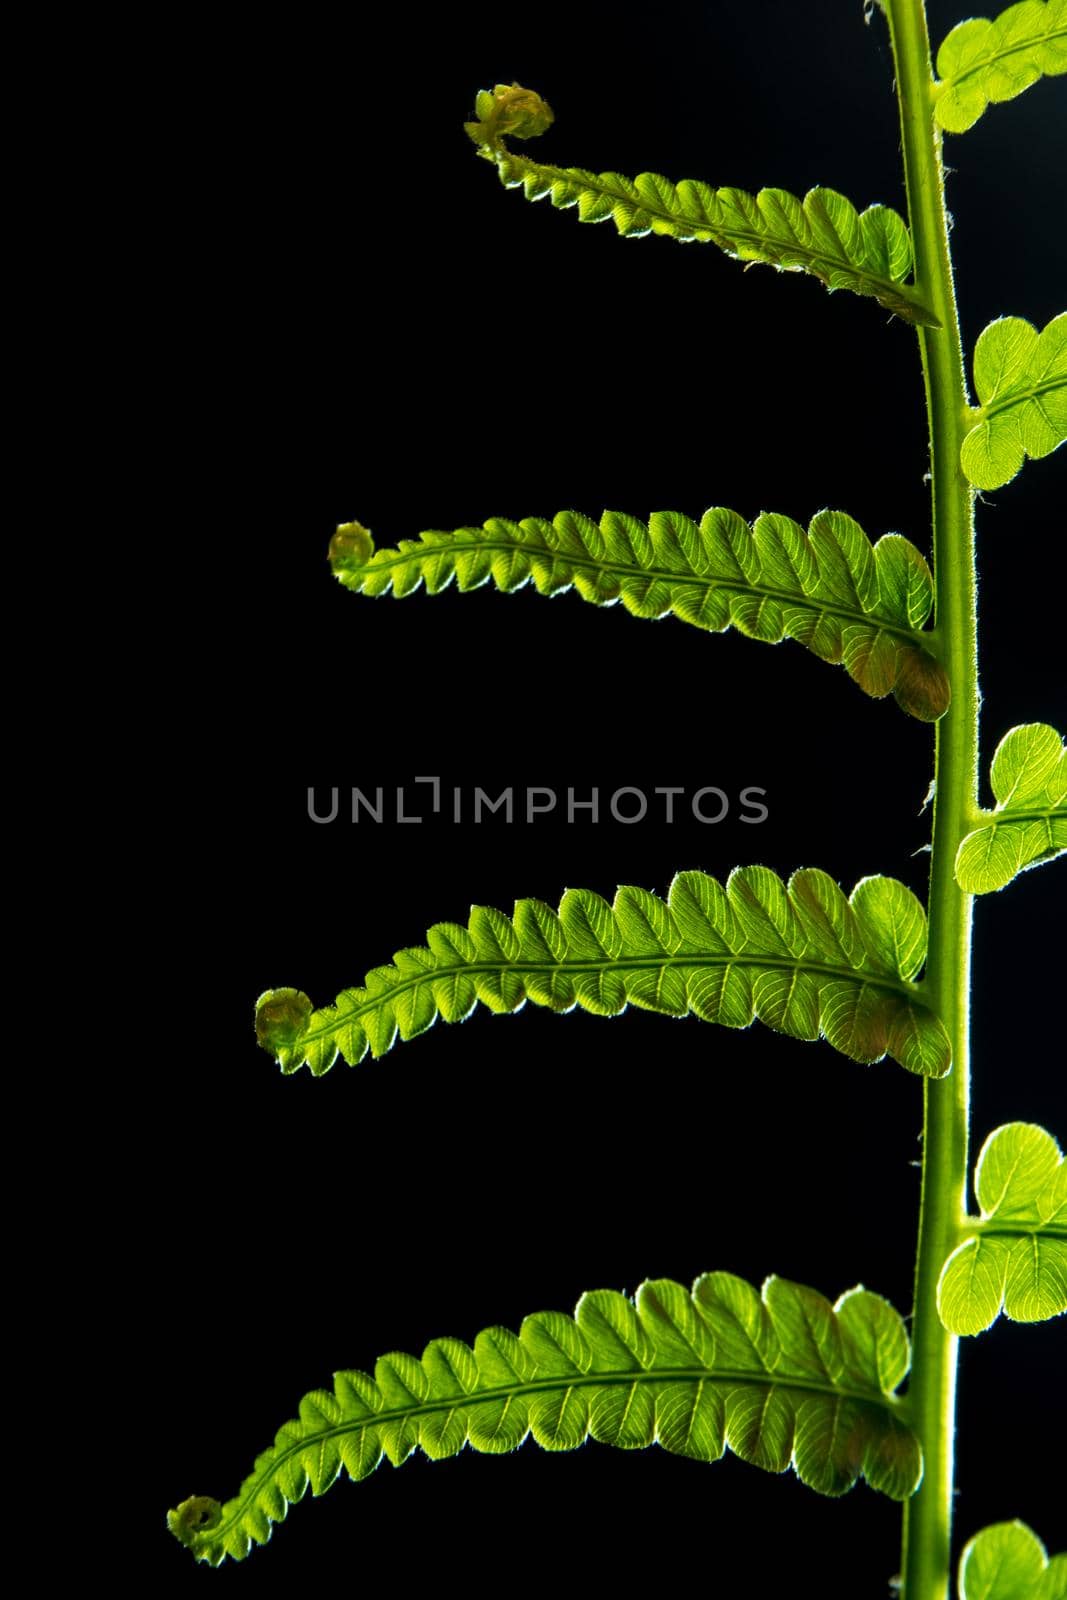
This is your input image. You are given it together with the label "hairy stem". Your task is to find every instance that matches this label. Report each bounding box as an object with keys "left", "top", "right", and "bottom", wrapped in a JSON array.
[{"left": 885, "top": 4, "right": 978, "bottom": 1599}]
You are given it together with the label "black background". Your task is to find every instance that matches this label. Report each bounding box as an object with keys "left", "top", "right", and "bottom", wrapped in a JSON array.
[{"left": 148, "top": 2, "right": 1064, "bottom": 1593}]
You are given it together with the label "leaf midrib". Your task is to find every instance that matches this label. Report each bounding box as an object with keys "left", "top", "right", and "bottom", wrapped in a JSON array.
[
  {"left": 207, "top": 1362, "right": 906, "bottom": 1545},
  {"left": 299, "top": 952, "right": 920, "bottom": 1046},
  {"left": 501, "top": 152, "right": 932, "bottom": 315},
  {"left": 968, "top": 1222, "right": 1067, "bottom": 1242},
  {"left": 350, "top": 540, "right": 929, "bottom": 647},
  {"left": 980, "top": 805, "right": 1067, "bottom": 825},
  {"left": 940, "top": 20, "right": 1067, "bottom": 94},
  {"left": 983, "top": 372, "right": 1066, "bottom": 419}
]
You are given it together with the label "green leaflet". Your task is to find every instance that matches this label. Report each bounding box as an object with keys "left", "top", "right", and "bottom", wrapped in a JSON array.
[
  {"left": 167, "top": 1271, "right": 922, "bottom": 1564},
  {"left": 959, "top": 1520, "right": 1067, "bottom": 1599},
  {"left": 960, "top": 314, "right": 1067, "bottom": 489},
  {"left": 329, "top": 507, "right": 950, "bottom": 721},
  {"left": 935, "top": 0, "right": 1067, "bottom": 133},
  {"left": 937, "top": 1123, "right": 1067, "bottom": 1335},
  {"left": 255, "top": 867, "right": 951, "bottom": 1078},
  {"left": 955, "top": 723, "right": 1067, "bottom": 892},
  {"left": 463, "top": 85, "right": 938, "bottom": 326}
]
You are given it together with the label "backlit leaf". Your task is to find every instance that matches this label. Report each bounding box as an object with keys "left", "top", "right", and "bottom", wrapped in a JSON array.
[
  {"left": 254, "top": 868, "right": 951, "bottom": 1079},
  {"left": 936, "top": 1, "right": 1067, "bottom": 133},
  {"left": 937, "top": 1123, "right": 1067, "bottom": 1334},
  {"left": 463, "top": 86, "right": 937, "bottom": 325},
  {"left": 958, "top": 1520, "right": 1067, "bottom": 1599},
  {"left": 330, "top": 509, "right": 949, "bottom": 720},
  {"left": 960, "top": 315, "right": 1067, "bottom": 489},
  {"left": 955, "top": 723, "right": 1067, "bottom": 892},
  {"left": 168, "top": 1272, "right": 920, "bottom": 1564}
]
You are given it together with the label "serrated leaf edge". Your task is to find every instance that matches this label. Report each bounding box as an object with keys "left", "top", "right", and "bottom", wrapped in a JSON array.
[
  {"left": 936, "top": 1123, "right": 1067, "bottom": 1335},
  {"left": 954, "top": 723, "right": 1067, "bottom": 892},
  {"left": 169, "top": 1272, "right": 922, "bottom": 1565},
  {"left": 465, "top": 97, "right": 939, "bottom": 325},
  {"left": 330, "top": 507, "right": 950, "bottom": 721},
  {"left": 256, "top": 867, "right": 952, "bottom": 1079},
  {"left": 935, "top": 0, "right": 1067, "bottom": 133}
]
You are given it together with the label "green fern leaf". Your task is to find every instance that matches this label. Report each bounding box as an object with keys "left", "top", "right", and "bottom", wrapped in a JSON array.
[
  {"left": 959, "top": 1520, "right": 1067, "bottom": 1599},
  {"left": 329, "top": 507, "right": 950, "bottom": 721},
  {"left": 255, "top": 867, "right": 951, "bottom": 1078},
  {"left": 167, "top": 1271, "right": 921, "bottom": 1564},
  {"left": 937, "top": 1123, "right": 1067, "bottom": 1335},
  {"left": 955, "top": 723, "right": 1067, "bottom": 892},
  {"left": 935, "top": 0, "right": 1067, "bottom": 133},
  {"left": 463, "top": 84, "right": 938, "bottom": 326},
  {"left": 960, "top": 314, "right": 1067, "bottom": 489}
]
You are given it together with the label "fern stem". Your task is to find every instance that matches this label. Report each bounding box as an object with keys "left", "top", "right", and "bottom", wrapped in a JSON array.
[{"left": 884, "top": 4, "right": 978, "bottom": 1599}]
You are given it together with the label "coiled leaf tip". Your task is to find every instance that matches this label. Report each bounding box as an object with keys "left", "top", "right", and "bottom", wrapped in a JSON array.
[
  {"left": 168, "top": 1496, "right": 222, "bottom": 1550},
  {"left": 465, "top": 82, "right": 555, "bottom": 153},
  {"left": 256, "top": 989, "right": 313, "bottom": 1056}
]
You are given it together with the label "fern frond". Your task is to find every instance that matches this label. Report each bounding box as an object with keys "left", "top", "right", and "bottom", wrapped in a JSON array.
[
  {"left": 955, "top": 723, "right": 1066, "bottom": 892},
  {"left": 329, "top": 507, "right": 950, "bottom": 721},
  {"left": 168, "top": 1271, "right": 921, "bottom": 1564},
  {"left": 937, "top": 1123, "right": 1067, "bottom": 1335},
  {"left": 255, "top": 867, "right": 951, "bottom": 1078},
  {"left": 959, "top": 1521, "right": 1067, "bottom": 1600},
  {"left": 960, "top": 313, "right": 1067, "bottom": 489},
  {"left": 463, "top": 84, "right": 939, "bottom": 326},
  {"left": 935, "top": 0, "right": 1067, "bottom": 132}
]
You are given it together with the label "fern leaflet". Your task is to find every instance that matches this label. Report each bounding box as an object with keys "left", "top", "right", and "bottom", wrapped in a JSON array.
[
  {"left": 463, "top": 84, "right": 938, "bottom": 326},
  {"left": 255, "top": 867, "right": 951, "bottom": 1078},
  {"left": 937, "top": 1123, "right": 1067, "bottom": 1335},
  {"left": 168, "top": 1271, "right": 921, "bottom": 1564},
  {"left": 935, "top": 0, "right": 1067, "bottom": 132},
  {"left": 960, "top": 313, "right": 1067, "bottom": 489},
  {"left": 955, "top": 723, "right": 1066, "bottom": 892},
  {"left": 329, "top": 507, "right": 950, "bottom": 720},
  {"left": 959, "top": 1521, "right": 1067, "bottom": 1599}
]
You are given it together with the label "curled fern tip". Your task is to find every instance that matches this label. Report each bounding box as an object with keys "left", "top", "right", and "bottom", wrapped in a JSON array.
[
  {"left": 168, "top": 1495, "right": 222, "bottom": 1552},
  {"left": 466, "top": 83, "right": 554, "bottom": 153},
  {"left": 330, "top": 521, "right": 374, "bottom": 571},
  {"left": 255, "top": 988, "right": 312, "bottom": 1062}
]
